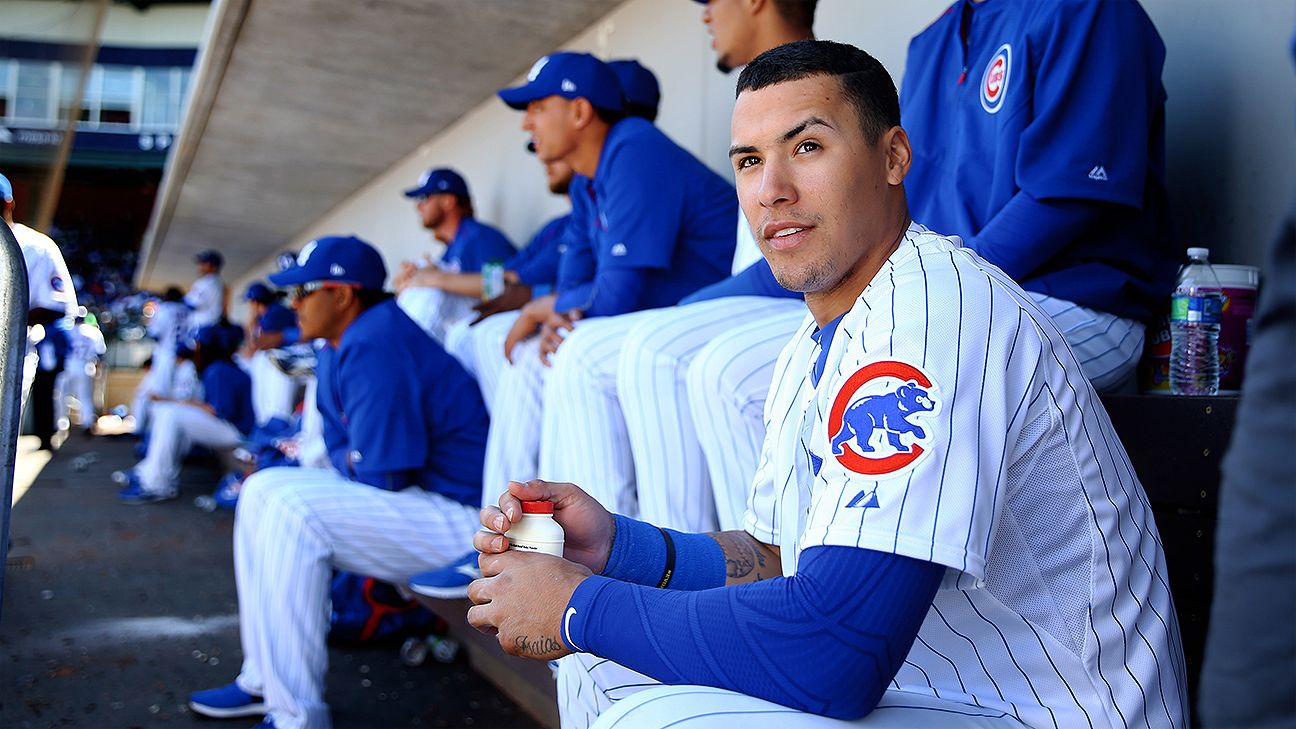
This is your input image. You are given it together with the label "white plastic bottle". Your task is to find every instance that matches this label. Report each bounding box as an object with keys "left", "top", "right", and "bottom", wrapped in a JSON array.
[
  {"left": 505, "top": 500, "right": 565, "bottom": 557},
  {"left": 1169, "top": 247, "right": 1223, "bottom": 396}
]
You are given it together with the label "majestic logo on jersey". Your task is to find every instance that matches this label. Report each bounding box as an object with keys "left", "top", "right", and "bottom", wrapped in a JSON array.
[
  {"left": 980, "top": 43, "right": 1011, "bottom": 114},
  {"left": 610, "top": 243, "right": 628, "bottom": 257},
  {"left": 1088, "top": 166, "right": 1108, "bottom": 181},
  {"left": 827, "top": 361, "right": 939, "bottom": 477},
  {"left": 845, "top": 488, "right": 879, "bottom": 510}
]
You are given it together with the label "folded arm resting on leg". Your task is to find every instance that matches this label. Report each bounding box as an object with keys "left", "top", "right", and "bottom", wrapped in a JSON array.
[{"left": 564, "top": 545, "right": 942, "bottom": 721}]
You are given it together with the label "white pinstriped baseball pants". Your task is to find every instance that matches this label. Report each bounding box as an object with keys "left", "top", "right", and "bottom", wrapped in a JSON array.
[
  {"left": 559, "top": 651, "right": 1027, "bottom": 728},
  {"left": 444, "top": 311, "right": 521, "bottom": 414},
  {"left": 248, "top": 350, "right": 298, "bottom": 426},
  {"left": 231, "top": 466, "right": 479, "bottom": 729},
  {"left": 615, "top": 298, "right": 806, "bottom": 531},
  {"left": 396, "top": 286, "right": 476, "bottom": 344},
  {"left": 134, "top": 402, "right": 243, "bottom": 496},
  {"left": 1030, "top": 293, "right": 1145, "bottom": 393}
]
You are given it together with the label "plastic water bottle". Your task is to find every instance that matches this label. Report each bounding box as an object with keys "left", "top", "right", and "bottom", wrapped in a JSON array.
[
  {"left": 482, "top": 261, "right": 505, "bottom": 301},
  {"left": 1169, "top": 247, "right": 1223, "bottom": 396}
]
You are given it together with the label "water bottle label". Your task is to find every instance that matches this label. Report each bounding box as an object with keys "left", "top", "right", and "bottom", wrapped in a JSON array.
[{"left": 1170, "top": 295, "right": 1221, "bottom": 324}]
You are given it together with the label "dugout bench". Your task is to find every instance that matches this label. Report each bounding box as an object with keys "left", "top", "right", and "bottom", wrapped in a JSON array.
[{"left": 413, "top": 394, "right": 1235, "bottom": 729}]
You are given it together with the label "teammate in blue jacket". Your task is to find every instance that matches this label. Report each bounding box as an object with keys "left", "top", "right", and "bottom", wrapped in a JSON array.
[
  {"left": 395, "top": 167, "right": 516, "bottom": 341},
  {"left": 189, "top": 235, "right": 489, "bottom": 729},
  {"left": 117, "top": 321, "right": 253, "bottom": 504},
  {"left": 469, "top": 40, "right": 1186, "bottom": 729},
  {"left": 902, "top": 0, "right": 1175, "bottom": 392},
  {"left": 496, "top": 52, "right": 735, "bottom": 362}
]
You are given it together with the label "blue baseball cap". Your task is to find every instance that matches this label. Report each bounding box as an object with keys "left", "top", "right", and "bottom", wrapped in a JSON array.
[
  {"left": 268, "top": 235, "right": 387, "bottom": 291},
  {"left": 0, "top": 173, "right": 12, "bottom": 203},
  {"left": 608, "top": 60, "right": 661, "bottom": 117},
  {"left": 194, "top": 322, "right": 244, "bottom": 355},
  {"left": 195, "top": 249, "right": 224, "bottom": 268},
  {"left": 244, "top": 281, "right": 277, "bottom": 303},
  {"left": 498, "top": 52, "right": 624, "bottom": 113},
  {"left": 403, "top": 167, "right": 470, "bottom": 199}
]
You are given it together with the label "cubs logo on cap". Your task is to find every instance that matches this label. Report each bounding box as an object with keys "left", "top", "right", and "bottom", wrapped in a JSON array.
[
  {"left": 980, "top": 43, "right": 1011, "bottom": 114},
  {"left": 268, "top": 235, "right": 387, "bottom": 291},
  {"left": 403, "top": 168, "right": 470, "bottom": 199},
  {"left": 497, "top": 52, "right": 624, "bottom": 113},
  {"left": 827, "top": 361, "right": 940, "bottom": 477}
]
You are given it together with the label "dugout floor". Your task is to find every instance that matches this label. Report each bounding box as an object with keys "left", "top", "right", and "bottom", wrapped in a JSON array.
[{"left": 0, "top": 430, "right": 539, "bottom": 729}]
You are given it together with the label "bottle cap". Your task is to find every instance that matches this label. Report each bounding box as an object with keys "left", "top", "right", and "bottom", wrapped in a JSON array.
[
  {"left": 1187, "top": 247, "right": 1210, "bottom": 259},
  {"left": 520, "top": 500, "right": 554, "bottom": 515}
]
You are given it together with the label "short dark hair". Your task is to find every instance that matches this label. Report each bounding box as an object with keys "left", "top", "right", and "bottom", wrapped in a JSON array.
[
  {"left": 356, "top": 288, "right": 394, "bottom": 311},
  {"left": 772, "top": 0, "right": 817, "bottom": 30},
  {"left": 736, "top": 40, "right": 899, "bottom": 145},
  {"left": 595, "top": 105, "right": 625, "bottom": 127},
  {"left": 453, "top": 193, "right": 475, "bottom": 218},
  {"left": 623, "top": 101, "right": 657, "bottom": 123}
]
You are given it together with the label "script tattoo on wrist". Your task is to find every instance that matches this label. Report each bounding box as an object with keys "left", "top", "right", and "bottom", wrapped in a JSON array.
[{"left": 514, "top": 635, "right": 564, "bottom": 657}]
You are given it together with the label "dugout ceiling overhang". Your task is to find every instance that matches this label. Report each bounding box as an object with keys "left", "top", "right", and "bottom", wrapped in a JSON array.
[{"left": 136, "top": 0, "right": 621, "bottom": 290}]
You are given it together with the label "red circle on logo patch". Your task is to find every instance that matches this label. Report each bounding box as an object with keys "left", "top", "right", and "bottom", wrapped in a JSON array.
[{"left": 827, "top": 361, "right": 933, "bottom": 475}]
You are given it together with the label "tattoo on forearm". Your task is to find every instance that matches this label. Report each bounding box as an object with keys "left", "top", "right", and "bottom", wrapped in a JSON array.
[
  {"left": 513, "top": 635, "right": 564, "bottom": 656},
  {"left": 710, "top": 531, "right": 774, "bottom": 581}
]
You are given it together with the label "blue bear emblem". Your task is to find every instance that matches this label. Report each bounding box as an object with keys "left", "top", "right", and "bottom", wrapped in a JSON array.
[{"left": 830, "top": 381, "right": 935, "bottom": 456}]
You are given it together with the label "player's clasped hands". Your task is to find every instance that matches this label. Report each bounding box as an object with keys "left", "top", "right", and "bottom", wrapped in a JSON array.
[
  {"left": 538, "top": 309, "right": 581, "bottom": 366},
  {"left": 466, "top": 479, "right": 615, "bottom": 660}
]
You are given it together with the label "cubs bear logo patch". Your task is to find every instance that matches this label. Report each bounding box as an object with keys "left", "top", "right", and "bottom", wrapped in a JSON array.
[{"left": 827, "top": 361, "right": 940, "bottom": 477}]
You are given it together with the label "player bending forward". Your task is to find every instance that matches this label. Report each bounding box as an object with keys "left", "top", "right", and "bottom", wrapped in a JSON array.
[{"left": 467, "top": 40, "right": 1186, "bottom": 728}]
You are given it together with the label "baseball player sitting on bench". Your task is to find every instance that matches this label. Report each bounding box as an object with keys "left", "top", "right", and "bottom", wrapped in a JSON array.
[
  {"left": 439, "top": 58, "right": 661, "bottom": 412},
  {"left": 116, "top": 321, "right": 253, "bottom": 504},
  {"left": 188, "top": 235, "right": 489, "bottom": 729},
  {"left": 467, "top": 41, "right": 1187, "bottom": 728},
  {"left": 619, "top": 0, "right": 1178, "bottom": 540},
  {"left": 394, "top": 167, "right": 517, "bottom": 343}
]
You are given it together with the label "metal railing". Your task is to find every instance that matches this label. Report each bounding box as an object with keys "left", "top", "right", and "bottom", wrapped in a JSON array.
[{"left": 0, "top": 220, "right": 30, "bottom": 620}]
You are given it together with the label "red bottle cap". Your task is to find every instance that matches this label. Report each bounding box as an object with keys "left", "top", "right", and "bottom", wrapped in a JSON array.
[{"left": 520, "top": 500, "right": 554, "bottom": 514}]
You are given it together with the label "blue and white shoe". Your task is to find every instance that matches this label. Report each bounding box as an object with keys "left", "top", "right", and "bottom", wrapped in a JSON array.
[
  {"left": 409, "top": 551, "right": 481, "bottom": 599},
  {"left": 213, "top": 472, "right": 243, "bottom": 511},
  {"left": 188, "top": 682, "right": 266, "bottom": 719},
  {"left": 117, "top": 475, "right": 176, "bottom": 505}
]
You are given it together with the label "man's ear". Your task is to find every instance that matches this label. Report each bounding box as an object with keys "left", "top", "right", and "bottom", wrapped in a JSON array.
[
  {"left": 571, "top": 97, "right": 596, "bottom": 131},
  {"left": 745, "top": 0, "right": 767, "bottom": 17},
  {"left": 882, "top": 126, "right": 912, "bottom": 186},
  {"left": 332, "top": 285, "right": 360, "bottom": 312}
]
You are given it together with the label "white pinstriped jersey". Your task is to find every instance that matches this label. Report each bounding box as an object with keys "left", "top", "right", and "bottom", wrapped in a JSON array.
[{"left": 746, "top": 223, "right": 1187, "bottom": 728}]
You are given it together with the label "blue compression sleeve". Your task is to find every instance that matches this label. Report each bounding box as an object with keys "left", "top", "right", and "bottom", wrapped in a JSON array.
[
  {"left": 564, "top": 545, "right": 944, "bottom": 720},
  {"left": 601, "top": 514, "right": 726, "bottom": 590},
  {"left": 554, "top": 267, "right": 647, "bottom": 317},
  {"left": 963, "top": 191, "right": 1106, "bottom": 280},
  {"left": 680, "top": 258, "right": 800, "bottom": 305}
]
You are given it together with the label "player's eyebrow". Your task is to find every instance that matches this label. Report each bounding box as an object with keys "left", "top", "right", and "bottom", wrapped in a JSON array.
[
  {"left": 729, "top": 116, "right": 834, "bottom": 158},
  {"left": 779, "top": 116, "right": 832, "bottom": 144}
]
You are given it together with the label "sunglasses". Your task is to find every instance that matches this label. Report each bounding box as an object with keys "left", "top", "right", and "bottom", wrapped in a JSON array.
[{"left": 289, "top": 281, "right": 359, "bottom": 301}]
